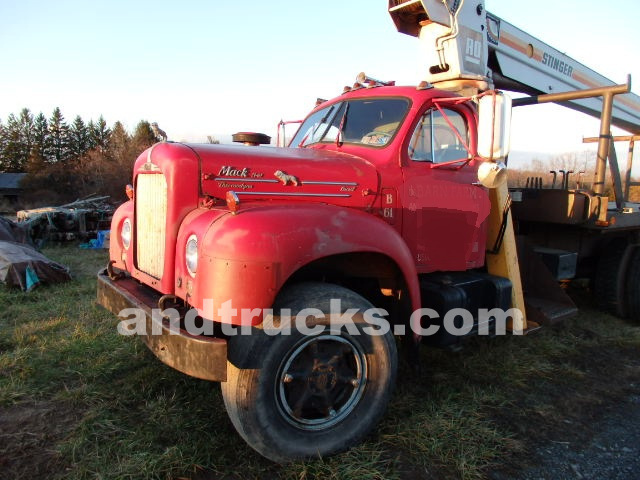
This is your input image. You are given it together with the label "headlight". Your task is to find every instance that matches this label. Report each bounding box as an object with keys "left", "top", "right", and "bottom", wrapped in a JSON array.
[
  {"left": 185, "top": 235, "right": 198, "bottom": 277},
  {"left": 121, "top": 219, "right": 132, "bottom": 250}
]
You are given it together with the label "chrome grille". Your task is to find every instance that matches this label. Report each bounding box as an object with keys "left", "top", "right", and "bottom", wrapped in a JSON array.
[{"left": 136, "top": 174, "right": 167, "bottom": 278}]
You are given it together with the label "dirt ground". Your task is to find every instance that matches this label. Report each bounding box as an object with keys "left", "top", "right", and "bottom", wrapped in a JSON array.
[
  {"left": 0, "top": 400, "right": 81, "bottom": 478},
  {"left": 488, "top": 344, "right": 640, "bottom": 480},
  {"left": 498, "top": 394, "right": 640, "bottom": 479}
]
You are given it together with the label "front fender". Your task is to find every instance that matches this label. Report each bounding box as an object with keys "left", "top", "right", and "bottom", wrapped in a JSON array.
[
  {"left": 109, "top": 200, "right": 134, "bottom": 271},
  {"left": 192, "top": 204, "right": 420, "bottom": 324}
]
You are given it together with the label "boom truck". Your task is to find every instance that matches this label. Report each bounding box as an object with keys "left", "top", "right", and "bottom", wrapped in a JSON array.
[{"left": 97, "top": 0, "right": 640, "bottom": 462}]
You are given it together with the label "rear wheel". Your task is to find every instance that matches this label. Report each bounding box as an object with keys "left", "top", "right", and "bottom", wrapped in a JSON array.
[
  {"left": 221, "top": 282, "right": 397, "bottom": 462},
  {"left": 623, "top": 248, "right": 640, "bottom": 323},
  {"left": 594, "top": 238, "right": 629, "bottom": 317}
]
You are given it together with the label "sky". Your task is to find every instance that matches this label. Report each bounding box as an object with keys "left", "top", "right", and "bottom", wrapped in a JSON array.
[{"left": 1, "top": 0, "right": 639, "bottom": 167}]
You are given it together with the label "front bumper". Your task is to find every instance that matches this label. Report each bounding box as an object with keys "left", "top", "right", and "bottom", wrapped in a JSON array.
[{"left": 97, "top": 269, "right": 227, "bottom": 381}]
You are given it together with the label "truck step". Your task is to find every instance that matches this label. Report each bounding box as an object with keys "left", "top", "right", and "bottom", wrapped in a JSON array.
[
  {"left": 517, "top": 236, "right": 578, "bottom": 325},
  {"left": 524, "top": 296, "right": 578, "bottom": 324}
]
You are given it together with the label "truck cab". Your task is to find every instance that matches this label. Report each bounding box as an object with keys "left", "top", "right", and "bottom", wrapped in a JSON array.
[{"left": 105, "top": 83, "right": 497, "bottom": 327}]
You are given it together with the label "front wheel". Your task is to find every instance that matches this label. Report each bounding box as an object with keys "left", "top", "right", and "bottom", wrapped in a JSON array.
[{"left": 221, "top": 283, "right": 397, "bottom": 462}]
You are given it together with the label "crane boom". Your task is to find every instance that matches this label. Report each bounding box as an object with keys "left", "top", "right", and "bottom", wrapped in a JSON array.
[{"left": 389, "top": 0, "right": 640, "bottom": 133}]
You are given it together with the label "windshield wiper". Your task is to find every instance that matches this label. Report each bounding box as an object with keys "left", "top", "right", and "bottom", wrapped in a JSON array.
[{"left": 298, "top": 105, "right": 335, "bottom": 147}]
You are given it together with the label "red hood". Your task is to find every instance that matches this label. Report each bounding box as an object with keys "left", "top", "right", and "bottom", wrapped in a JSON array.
[{"left": 191, "top": 144, "right": 380, "bottom": 208}]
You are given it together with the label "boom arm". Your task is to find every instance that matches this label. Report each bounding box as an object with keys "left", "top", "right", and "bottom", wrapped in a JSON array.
[{"left": 389, "top": 0, "right": 640, "bottom": 133}]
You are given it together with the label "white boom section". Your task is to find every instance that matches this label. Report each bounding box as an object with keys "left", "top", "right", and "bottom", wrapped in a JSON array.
[{"left": 389, "top": 0, "right": 640, "bottom": 133}]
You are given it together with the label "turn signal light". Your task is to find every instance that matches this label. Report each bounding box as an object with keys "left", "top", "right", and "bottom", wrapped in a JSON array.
[
  {"left": 226, "top": 191, "right": 240, "bottom": 214},
  {"left": 477, "top": 161, "right": 507, "bottom": 189}
]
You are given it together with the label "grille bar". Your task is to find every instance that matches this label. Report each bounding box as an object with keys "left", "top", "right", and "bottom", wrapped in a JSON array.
[{"left": 136, "top": 174, "right": 167, "bottom": 279}]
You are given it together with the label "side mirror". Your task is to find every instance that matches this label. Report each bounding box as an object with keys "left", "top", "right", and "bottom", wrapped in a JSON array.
[{"left": 477, "top": 92, "right": 512, "bottom": 161}]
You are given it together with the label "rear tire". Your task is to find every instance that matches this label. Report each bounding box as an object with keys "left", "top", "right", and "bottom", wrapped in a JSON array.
[
  {"left": 623, "top": 248, "right": 640, "bottom": 323},
  {"left": 221, "top": 282, "right": 397, "bottom": 462},
  {"left": 594, "top": 238, "right": 629, "bottom": 317}
]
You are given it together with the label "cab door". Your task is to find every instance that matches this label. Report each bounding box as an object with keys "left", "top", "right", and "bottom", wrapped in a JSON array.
[{"left": 401, "top": 105, "right": 491, "bottom": 273}]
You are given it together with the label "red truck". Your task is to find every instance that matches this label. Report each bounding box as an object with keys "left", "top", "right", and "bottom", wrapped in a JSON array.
[
  {"left": 99, "top": 82, "right": 508, "bottom": 460},
  {"left": 98, "top": 0, "right": 640, "bottom": 462}
]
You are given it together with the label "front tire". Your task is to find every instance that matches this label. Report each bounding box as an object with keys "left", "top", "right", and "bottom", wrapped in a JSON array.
[{"left": 221, "top": 283, "right": 397, "bottom": 462}]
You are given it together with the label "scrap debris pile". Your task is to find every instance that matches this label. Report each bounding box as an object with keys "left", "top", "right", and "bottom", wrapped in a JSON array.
[
  {"left": 0, "top": 217, "right": 71, "bottom": 291},
  {"left": 17, "top": 195, "right": 114, "bottom": 246},
  {"left": 0, "top": 195, "right": 114, "bottom": 291}
]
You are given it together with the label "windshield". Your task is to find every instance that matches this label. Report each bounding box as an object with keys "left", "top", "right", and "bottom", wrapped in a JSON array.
[{"left": 290, "top": 98, "right": 410, "bottom": 148}]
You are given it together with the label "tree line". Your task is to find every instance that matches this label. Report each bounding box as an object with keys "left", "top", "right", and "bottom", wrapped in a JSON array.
[{"left": 0, "top": 107, "right": 157, "bottom": 206}]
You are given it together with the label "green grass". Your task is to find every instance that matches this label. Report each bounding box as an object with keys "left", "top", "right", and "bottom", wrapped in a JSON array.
[{"left": 1, "top": 245, "right": 639, "bottom": 479}]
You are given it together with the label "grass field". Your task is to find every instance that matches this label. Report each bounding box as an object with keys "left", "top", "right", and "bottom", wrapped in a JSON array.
[{"left": 0, "top": 246, "right": 639, "bottom": 479}]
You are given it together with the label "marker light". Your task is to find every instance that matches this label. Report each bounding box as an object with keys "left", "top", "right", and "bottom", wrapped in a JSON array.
[
  {"left": 226, "top": 191, "right": 240, "bottom": 214},
  {"left": 477, "top": 161, "right": 507, "bottom": 189}
]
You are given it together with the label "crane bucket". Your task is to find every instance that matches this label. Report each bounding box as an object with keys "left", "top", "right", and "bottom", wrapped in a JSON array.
[
  {"left": 389, "top": 0, "right": 491, "bottom": 91},
  {"left": 389, "top": 0, "right": 459, "bottom": 35}
]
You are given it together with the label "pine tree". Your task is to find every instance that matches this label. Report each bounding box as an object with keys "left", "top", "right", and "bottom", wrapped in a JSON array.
[
  {"left": 2, "top": 112, "right": 27, "bottom": 172},
  {"left": 86, "top": 119, "right": 97, "bottom": 151},
  {"left": 1, "top": 114, "right": 20, "bottom": 171},
  {"left": 108, "top": 121, "right": 131, "bottom": 163},
  {"left": 91, "top": 115, "right": 111, "bottom": 154},
  {"left": 69, "top": 115, "right": 90, "bottom": 159},
  {"left": 131, "top": 120, "right": 156, "bottom": 152},
  {"left": 0, "top": 108, "right": 35, "bottom": 171},
  {"left": 46, "top": 107, "right": 71, "bottom": 163},
  {"left": 18, "top": 108, "right": 35, "bottom": 168},
  {"left": 31, "top": 113, "right": 48, "bottom": 159},
  {"left": 0, "top": 118, "right": 6, "bottom": 171},
  {"left": 27, "top": 112, "right": 49, "bottom": 172}
]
